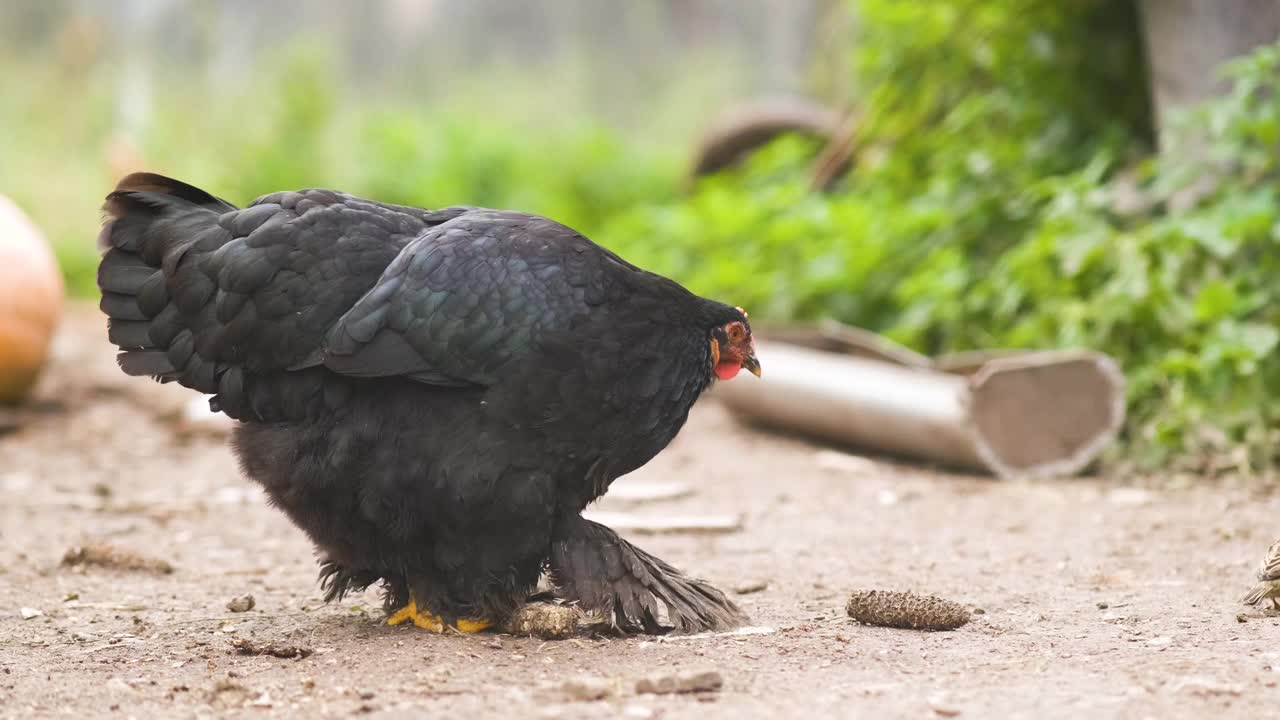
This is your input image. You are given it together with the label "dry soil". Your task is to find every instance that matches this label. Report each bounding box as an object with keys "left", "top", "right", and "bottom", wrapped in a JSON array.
[{"left": 2, "top": 305, "right": 1279, "bottom": 719}]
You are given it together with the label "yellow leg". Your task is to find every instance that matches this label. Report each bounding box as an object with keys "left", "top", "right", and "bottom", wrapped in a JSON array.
[{"left": 386, "top": 596, "right": 492, "bottom": 633}]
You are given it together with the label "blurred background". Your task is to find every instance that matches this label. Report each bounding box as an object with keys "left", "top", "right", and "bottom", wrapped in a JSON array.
[{"left": 4, "top": 0, "right": 1280, "bottom": 474}]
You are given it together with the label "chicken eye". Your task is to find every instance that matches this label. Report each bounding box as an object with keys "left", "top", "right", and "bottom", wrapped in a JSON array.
[{"left": 727, "top": 323, "right": 744, "bottom": 341}]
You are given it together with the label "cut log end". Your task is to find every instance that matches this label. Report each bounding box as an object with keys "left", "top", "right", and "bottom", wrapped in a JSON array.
[{"left": 967, "top": 352, "right": 1125, "bottom": 480}]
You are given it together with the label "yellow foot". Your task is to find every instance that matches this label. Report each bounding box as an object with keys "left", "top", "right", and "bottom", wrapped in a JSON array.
[{"left": 386, "top": 597, "right": 492, "bottom": 633}]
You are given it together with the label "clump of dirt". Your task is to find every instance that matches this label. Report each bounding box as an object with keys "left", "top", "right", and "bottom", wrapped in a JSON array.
[
  {"left": 502, "top": 602, "right": 579, "bottom": 639},
  {"left": 60, "top": 543, "right": 174, "bottom": 574},
  {"left": 560, "top": 677, "right": 615, "bottom": 701},
  {"left": 845, "top": 589, "right": 970, "bottom": 631},
  {"left": 635, "top": 669, "right": 724, "bottom": 695},
  {"left": 205, "top": 675, "right": 252, "bottom": 709},
  {"left": 229, "top": 637, "right": 314, "bottom": 659}
]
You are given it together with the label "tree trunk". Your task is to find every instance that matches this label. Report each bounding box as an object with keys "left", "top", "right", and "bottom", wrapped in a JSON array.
[{"left": 1139, "top": 0, "right": 1280, "bottom": 145}]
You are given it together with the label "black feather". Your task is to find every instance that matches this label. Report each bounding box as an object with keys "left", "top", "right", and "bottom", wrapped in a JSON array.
[
  {"left": 117, "top": 350, "right": 175, "bottom": 376},
  {"left": 97, "top": 251, "right": 156, "bottom": 295},
  {"left": 107, "top": 319, "right": 152, "bottom": 348},
  {"left": 99, "top": 292, "right": 146, "bottom": 321}
]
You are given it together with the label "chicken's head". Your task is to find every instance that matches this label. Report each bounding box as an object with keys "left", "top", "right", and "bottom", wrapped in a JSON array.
[{"left": 709, "top": 306, "right": 761, "bottom": 381}]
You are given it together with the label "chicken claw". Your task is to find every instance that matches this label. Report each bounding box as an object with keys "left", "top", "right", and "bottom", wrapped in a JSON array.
[{"left": 387, "top": 597, "right": 492, "bottom": 633}]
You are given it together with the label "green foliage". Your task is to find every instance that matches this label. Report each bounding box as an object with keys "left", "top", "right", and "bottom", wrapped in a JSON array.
[
  {"left": 603, "top": 2, "right": 1280, "bottom": 471},
  {"left": 605, "top": 1, "right": 1149, "bottom": 339},
  {"left": 982, "top": 45, "right": 1280, "bottom": 472}
]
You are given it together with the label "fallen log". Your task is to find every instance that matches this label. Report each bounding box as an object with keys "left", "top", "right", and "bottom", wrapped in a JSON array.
[{"left": 714, "top": 325, "right": 1124, "bottom": 479}]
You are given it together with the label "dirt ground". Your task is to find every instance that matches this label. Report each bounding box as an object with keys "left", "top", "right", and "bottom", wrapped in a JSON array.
[{"left": 3, "top": 304, "right": 1279, "bottom": 719}]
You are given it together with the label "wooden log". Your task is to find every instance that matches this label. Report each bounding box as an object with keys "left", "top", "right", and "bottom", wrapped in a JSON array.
[{"left": 713, "top": 332, "right": 1125, "bottom": 480}]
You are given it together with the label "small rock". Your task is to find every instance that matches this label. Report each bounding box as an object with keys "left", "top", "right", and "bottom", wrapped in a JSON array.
[
  {"left": 635, "top": 676, "right": 677, "bottom": 695},
  {"left": 250, "top": 692, "right": 273, "bottom": 708},
  {"left": 19, "top": 607, "right": 42, "bottom": 620},
  {"left": 226, "top": 595, "right": 255, "bottom": 613},
  {"left": 1237, "top": 613, "right": 1249, "bottom": 624},
  {"left": 229, "top": 637, "right": 313, "bottom": 659},
  {"left": 1147, "top": 636, "right": 1173, "bottom": 647},
  {"left": 676, "top": 670, "right": 723, "bottom": 693},
  {"left": 61, "top": 544, "right": 173, "bottom": 575},
  {"left": 733, "top": 580, "right": 769, "bottom": 595},
  {"left": 561, "top": 677, "right": 613, "bottom": 702},
  {"left": 1096, "top": 601, "right": 1109, "bottom": 610},
  {"left": 206, "top": 677, "right": 250, "bottom": 708},
  {"left": 637, "top": 670, "right": 723, "bottom": 695},
  {"left": 623, "top": 705, "right": 654, "bottom": 719}
]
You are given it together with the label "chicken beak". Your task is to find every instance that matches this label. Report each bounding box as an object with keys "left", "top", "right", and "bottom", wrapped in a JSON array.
[{"left": 741, "top": 351, "right": 762, "bottom": 378}]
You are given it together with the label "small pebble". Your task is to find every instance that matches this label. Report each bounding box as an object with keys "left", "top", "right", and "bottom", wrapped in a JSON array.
[
  {"left": 677, "top": 670, "right": 724, "bottom": 693},
  {"left": 636, "top": 670, "right": 723, "bottom": 695},
  {"left": 19, "top": 607, "right": 42, "bottom": 620},
  {"left": 226, "top": 595, "right": 255, "bottom": 613},
  {"left": 635, "top": 676, "right": 677, "bottom": 695},
  {"left": 561, "top": 678, "right": 612, "bottom": 702},
  {"left": 1096, "top": 601, "right": 1109, "bottom": 610},
  {"left": 733, "top": 580, "right": 769, "bottom": 595}
]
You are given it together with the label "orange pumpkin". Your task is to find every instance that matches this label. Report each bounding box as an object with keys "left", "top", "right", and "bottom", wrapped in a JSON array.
[{"left": 0, "top": 195, "right": 63, "bottom": 404}]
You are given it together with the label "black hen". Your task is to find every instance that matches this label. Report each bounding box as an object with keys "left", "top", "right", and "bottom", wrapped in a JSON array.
[{"left": 97, "top": 173, "right": 760, "bottom": 634}]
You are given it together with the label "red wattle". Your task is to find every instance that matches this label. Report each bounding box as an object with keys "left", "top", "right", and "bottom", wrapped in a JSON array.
[{"left": 714, "top": 361, "right": 741, "bottom": 380}]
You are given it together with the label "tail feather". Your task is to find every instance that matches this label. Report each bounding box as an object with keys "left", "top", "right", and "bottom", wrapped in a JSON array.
[
  {"left": 98, "top": 172, "right": 414, "bottom": 422},
  {"left": 550, "top": 516, "right": 746, "bottom": 634},
  {"left": 98, "top": 173, "right": 237, "bottom": 394},
  {"left": 1242, "top": 583, "right": 1270, "bottom": 605},
  {"left": 106, "top": 319, "right": 152, "bottom": 348},
  {"left": 99, "top": 292, "right": 147, "bottom": 321},
  {"left": 117, "top": 349, "right": 177, "bottom": 377},
  {"left": 96, "top": 250, "right": 156, "bottom": 294}
]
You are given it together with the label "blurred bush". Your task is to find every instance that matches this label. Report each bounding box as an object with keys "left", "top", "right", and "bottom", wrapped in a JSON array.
[{"left": 607, "top": 1, "right": 1280, "bottom": 474}]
